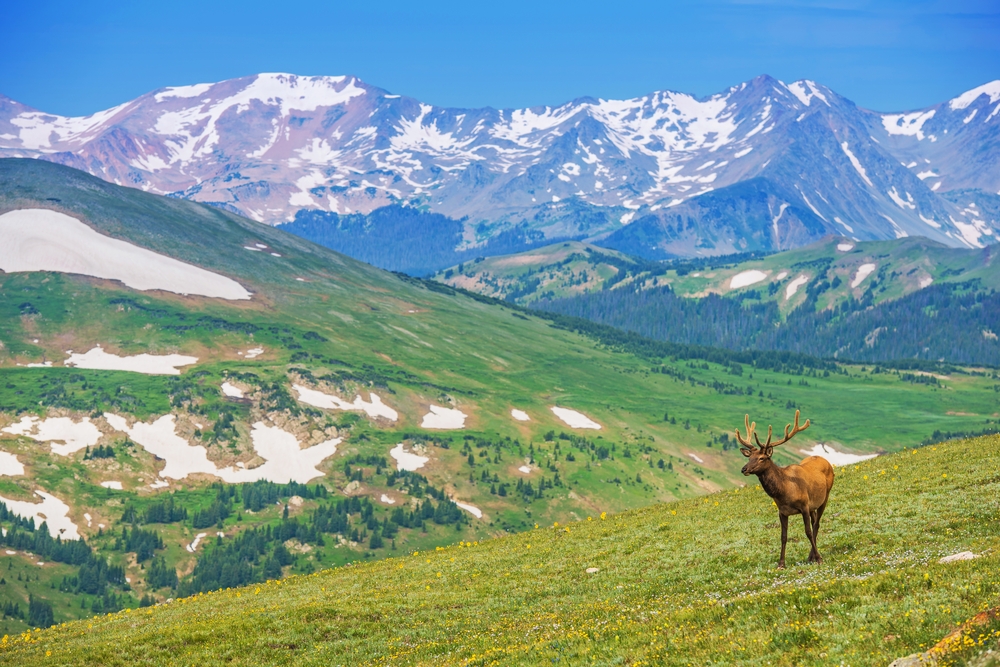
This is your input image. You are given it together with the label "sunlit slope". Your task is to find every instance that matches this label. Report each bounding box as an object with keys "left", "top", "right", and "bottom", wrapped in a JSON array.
[
  {"left": 4, "top": 434, "right": 998, "bottom": 667},
  {"left": 436, "top": 236, "right": 999, "bottom": 311},
  {"left": 2, "top": 158, "right": 999, "bottom": 499}
]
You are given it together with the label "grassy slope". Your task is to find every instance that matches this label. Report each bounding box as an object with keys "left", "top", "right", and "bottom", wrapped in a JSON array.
[
  {"left": 435, "top": 237, "right": 1000, "bottom": 314},
  {"left": 2, "top": 158, "right": 1000, "bottom": 634},
  {"left": 3, "top": 433, "right": 998, "bottom": 666}
]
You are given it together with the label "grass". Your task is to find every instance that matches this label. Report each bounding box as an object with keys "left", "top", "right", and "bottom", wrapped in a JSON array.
[
  {"left": 3, "top": 433, "right": 998, "bottom": 666},
  {"left": 3, "top": 158, "right": 1000, "bottom": 638}
]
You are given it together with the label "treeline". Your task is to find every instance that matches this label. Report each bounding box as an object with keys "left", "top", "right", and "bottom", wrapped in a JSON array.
[
  {"left": 0, "top": 502, "right": 129, "bottom": 626},
  {"left": 535, "top": 281, "right": 1000, "bottom": 367},
  {"left": 176, "top": 493, "right": 468, "bottom": 596}
]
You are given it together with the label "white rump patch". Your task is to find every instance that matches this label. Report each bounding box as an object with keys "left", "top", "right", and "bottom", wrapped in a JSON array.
[
  {"left": 551, "top": 407, "right": 601, "bottom": 430},
  {"left": 389, "top": 443, "right": 428, "bottom": 471},
  {"left": 800, "top": 443, "right": 878, "bottom": 466},
  {"left": 510, "top": 409, "right": 530, "bottom": 422},
  {"left": 421, "top": 405, "right": 467, "bottom": 430},
  {"left": 729, "top": 270, "right": 767, "bottom": 289},
  {"left": 0, "top": 491, "right": 80, "bottom": 540},
  {"left": 292, "top": 385, "right": 398, "bottom": 421},
  {"left": 2, "top": 416, "right": 103, "bottom": 456},
  {"left": 65, "top": 346, "right": 197, "bottom": 375},
  {"left": 0, "top": 209, "right": 251, "bottom": 300},
  {"left": 851, "top": 263, "right": 876, "bottom": 288},
  {"left": 785, "top": 275, "right": 809, "bottom": 300}
]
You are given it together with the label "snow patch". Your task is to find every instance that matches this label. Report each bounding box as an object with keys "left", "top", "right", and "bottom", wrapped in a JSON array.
[
  {"left": 186, "top": 533, "right": 208, "bottom": 553},
  {"left": 389, "top": 443, "right": 428, "bottom": 471},
  {"left": 686, "top": 453, "right": 704, "bottom": 464},
  {"left": 0, "top": 210, "right": 250, "bottom": 300},
  {"left": 551, "top": 407, "right": 601, "bottom": 430},
  {"left": 800, "top": 444, "right": 878, "bottom": 466},
  {"left": 453, "top": 500, "right": 482, "bottom": 519},
  {"left": 510, "top": 409, "right": 530, "bottom": 422},
  {"left": 839, "top": 143, "right": 873, "bottom": 187},
  {"left": 851, "top": 263, "right": 876, "bottom": 288},
  {"left": 221, "top": 382, "right": 244, "bottom": 398},
  {"left": 0, "top": 491, "right": 80, "bottom": 540},
  {"left": 729, "top": 270, "right": 767, "bottom": 289},
  {"left": 948, "top": 81, "right": 1000, "bottom": 110},
  {"left": 881, "top": 110, "right": 936, "bottom": 140},
  {"left": 0, "top": 451, "right": 24, "bottom": 477},
  {"left": 775, "top": 271, "right": 789, "bottom": 281},
  {"left": 293, "top": 385, "right": 398, "bottom": 421},
  {"left": 105, "top": 414, "right": 340, "bottom": 483},
  {"left": 421, "top": 405, "right": 467, "bottom": 429},
  {"left": 919, "top": 276, "right": 933, "bottom": 288},
  {"left": 65, "top": 346, "right": 197, "bottom": 375},
  {"left": 836, "top": 243, "right": 854, "bottom": 252},
  {"left": 100, "top": 481, "right": 123, "bottom": 490},
  {"left": 785, "top": 275, "right": 809, "bottom": 300},
  {"left": 2, "top": 416, "right": 103, "bottom": 456}
]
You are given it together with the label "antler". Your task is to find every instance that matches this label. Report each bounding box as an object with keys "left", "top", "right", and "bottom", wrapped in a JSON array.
[
  {"left": 735, "top": 414, "right": 757, "bottom": 449},
  {"left": 765, "top": 409, "right": 810, "bottom": 448}
]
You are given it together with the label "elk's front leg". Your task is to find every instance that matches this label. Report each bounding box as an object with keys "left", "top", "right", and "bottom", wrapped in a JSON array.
[{"left": 778, "top": 514, "right": 788, "bottom": 569}]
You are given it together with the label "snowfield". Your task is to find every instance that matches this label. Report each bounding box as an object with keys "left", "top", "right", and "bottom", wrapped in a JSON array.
[
  {"left": 0, "top": 209, "right": 251, "bottom": 300},
  {"left": 510, "top": 409, "right": 531, "bottom": 422},
  {"left": 851, "top": 263, "right": 876, "bottom": 288},
  {"left": 0, "top": 491, "right": 80, "bottom": 540},
  {"left": 421, "top": 405, "right": 467, "bottom": 429},
  {"left": 551, "top": 407, "right": 601, "bottom": 430},
  {"left": 785, "top": 274, "right": 809, "bottom": 300},
  {"left": 293, "top": 385, "right": 398, "bottom": 421},
  {"left": 104, "top": 413, "right": 340, "bottom": 484},
  {"left": 2, "top": 415, "right": 103, "bottom": 456},
  {"left": 65, "top": 346, "right": 198, "bottom": 375},
  {"left": 0, "top": 451, "right": 24, "bottom": 476},
  {"left": 453, "top": 500, "right": 483, "bottom": 519},
  {"left": 390, "top": 443, "right": 429, "bottom": 471},
  {"left": 100, "top": 481, "right": 123, "bottom": 490},
  {"left": 800, "top": 444, "right": 878, "bottom": 466},
  {"left": 221, "top": 382, "right": 245, "bottom": 398},
  {"left": 729, "top": 270, "right": 767, "bottom": 289}
]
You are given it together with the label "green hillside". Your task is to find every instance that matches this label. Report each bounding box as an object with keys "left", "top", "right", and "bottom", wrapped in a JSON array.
[
  {"left": 434, "top": 238, "right": 1000, "bottom": 365},
  {"left": 2, "top": 433, "right": 998, "bottom": 666},
  {"left": 1, "top": 158, "right": 999, "bottom": 634},
  {"left": 434, "top": 237, "right": 1000, "bottom": 310}
]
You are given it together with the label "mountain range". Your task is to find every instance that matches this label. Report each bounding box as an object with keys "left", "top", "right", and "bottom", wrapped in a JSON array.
[{"left": 2, "top": 74, "right": 999, "bottom": 267}]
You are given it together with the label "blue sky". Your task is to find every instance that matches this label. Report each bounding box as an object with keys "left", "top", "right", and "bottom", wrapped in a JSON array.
[{"left": 2, "top": 0, "right": 997, "bottom": 116}]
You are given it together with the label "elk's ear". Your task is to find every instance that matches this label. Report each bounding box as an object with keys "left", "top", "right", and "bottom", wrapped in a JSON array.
[
  {"left": 763, "top": 445, "right": 774, "bottom": 458},
  {"left": 740, "top": 446, "right": 754, "bottom": 458}
]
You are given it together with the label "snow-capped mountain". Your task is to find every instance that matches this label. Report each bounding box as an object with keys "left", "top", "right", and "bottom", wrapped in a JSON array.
[{"left": 0, "top": 73, "right": 997, "bottom": 259}]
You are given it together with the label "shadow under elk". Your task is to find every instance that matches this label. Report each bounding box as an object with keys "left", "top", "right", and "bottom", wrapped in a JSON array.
[{"left": 736, "top": 410, "right": 834, "bottom": 568}]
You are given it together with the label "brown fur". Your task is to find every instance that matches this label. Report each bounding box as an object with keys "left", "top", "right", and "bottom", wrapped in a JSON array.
[{"left": 737, "top": 411, "right": 835, "bottom": 568}]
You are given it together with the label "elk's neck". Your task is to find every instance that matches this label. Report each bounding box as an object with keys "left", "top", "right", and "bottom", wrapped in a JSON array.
[{"left": 756, "top": 461, "right": 786, "bottom": 500}]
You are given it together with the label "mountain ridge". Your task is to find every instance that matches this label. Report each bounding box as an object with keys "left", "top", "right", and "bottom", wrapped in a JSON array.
[{"left": 1, "top": 73, "right": 998, "bottom": 262}]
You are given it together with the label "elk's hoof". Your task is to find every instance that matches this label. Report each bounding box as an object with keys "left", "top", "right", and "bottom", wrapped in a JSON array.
[{"left": 777, "top": 563, "right": 785, "bottom": 570}]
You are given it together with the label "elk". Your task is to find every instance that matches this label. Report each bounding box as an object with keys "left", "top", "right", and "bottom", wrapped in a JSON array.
[{"left": 736, "top": 410, "right": 834, "bottom": 568}]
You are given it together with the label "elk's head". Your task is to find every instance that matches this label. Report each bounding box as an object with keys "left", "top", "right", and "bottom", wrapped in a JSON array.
[{"left": 736, "top": 410, "right": 810, "bottom": 476}]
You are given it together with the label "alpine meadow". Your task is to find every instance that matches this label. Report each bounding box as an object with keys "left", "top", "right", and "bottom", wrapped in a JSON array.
[{"left": 0, "top": 39, "right": 998, "bottom": 667}]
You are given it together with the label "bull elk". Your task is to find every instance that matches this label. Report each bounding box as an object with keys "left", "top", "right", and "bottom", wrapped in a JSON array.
[{"left": 736, "top": 410, "right": 834, "bottom": 568}]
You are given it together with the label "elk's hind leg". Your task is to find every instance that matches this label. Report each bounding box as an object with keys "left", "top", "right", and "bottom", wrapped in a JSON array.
[{"left": 802, "top": 512, "right": 820, "bottom": 563}]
